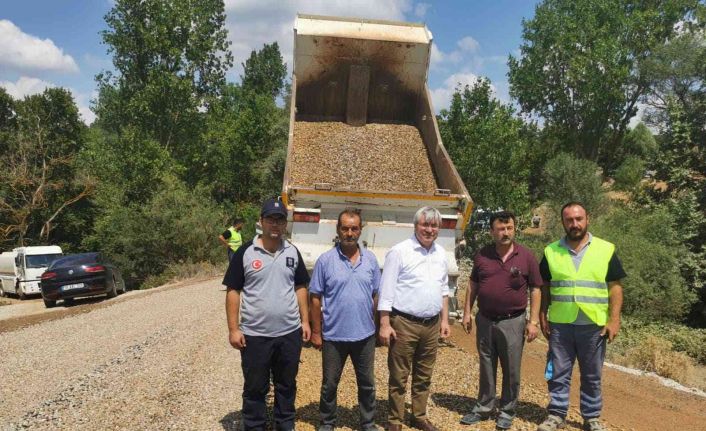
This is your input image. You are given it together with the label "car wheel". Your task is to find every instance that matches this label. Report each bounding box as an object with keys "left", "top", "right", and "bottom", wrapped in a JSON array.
[
  {"left": 43, "top": 297, "right": 56, "bottom": 308},
  {"left": 106, "top": 277, "right": 118, "bottom": 299}
]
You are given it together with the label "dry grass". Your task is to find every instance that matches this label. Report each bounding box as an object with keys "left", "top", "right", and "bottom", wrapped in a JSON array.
[{"left": 623, "top": 335, "right": 695, "bottom": 384}]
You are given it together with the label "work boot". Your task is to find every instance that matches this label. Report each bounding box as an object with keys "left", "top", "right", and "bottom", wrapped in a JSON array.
[
  {"left": 583, "top": 418, "right": 607, "bottom": 431},
  {"left": 537, "top": 414, "right": 566, "bottom": 431}
]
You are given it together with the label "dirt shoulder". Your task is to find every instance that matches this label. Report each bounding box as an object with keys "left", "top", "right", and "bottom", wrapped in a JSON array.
[{"left": 449, "top": 328, "right": 706, "bottom": 431}]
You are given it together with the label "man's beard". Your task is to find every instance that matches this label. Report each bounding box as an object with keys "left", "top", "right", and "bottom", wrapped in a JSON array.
[{"left": 566, "top": 226, "right": 587, "bottom": 241}]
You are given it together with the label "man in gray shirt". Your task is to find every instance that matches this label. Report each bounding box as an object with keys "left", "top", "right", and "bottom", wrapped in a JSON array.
[{"left": 224, "top": 198, "right": 311, "bottom": 431}]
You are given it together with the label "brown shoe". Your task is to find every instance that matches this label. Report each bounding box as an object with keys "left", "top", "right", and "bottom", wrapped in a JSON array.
[
  {"left": 387, "top": 424, "right": 402, "bottom": 431},
  {"left": 411, "top": 419, "right": 439, "bottom": 431}
]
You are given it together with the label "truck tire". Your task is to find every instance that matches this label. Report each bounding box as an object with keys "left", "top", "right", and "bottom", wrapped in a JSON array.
[{"left": 43, "top": 297, "right": 56, "bottom": 308}]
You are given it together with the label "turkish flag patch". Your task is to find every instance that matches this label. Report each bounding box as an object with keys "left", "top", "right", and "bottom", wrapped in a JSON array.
[{"left": 251, "top": 259, "right": 263, "bottom": 270}]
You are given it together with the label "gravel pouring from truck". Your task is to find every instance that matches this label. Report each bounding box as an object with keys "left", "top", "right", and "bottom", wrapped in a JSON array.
[{"left": 282, "top": 15, "right": 473, "bottom": 316}]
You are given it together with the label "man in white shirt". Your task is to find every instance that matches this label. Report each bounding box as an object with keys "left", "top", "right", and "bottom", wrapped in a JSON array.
[{"left": 378, "top": 206, "right": 451, "bottom": 431}]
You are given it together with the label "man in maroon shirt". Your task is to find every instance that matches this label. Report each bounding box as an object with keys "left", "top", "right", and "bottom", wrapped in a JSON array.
[{"left": 460, "top": 211, "right": 542, "bottom": 429}]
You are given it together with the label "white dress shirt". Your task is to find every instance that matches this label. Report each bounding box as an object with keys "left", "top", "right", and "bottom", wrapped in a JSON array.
[{"left": 378, "top": 235, "right": 449, "bottom": 318}]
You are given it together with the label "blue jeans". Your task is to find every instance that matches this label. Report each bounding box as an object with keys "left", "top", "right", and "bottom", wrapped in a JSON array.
[{"left": 547, "top": 323, "right": 606, "bottom": 419}]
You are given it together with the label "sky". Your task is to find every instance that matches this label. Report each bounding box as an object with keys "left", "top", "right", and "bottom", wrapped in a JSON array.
[{"left": 0, "top": 0, "right": 540, "bottom": 125}]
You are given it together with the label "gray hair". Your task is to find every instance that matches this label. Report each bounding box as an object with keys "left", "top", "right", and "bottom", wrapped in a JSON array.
[{"left": 413, "top": 206, "right": 441, "bottom": 226}]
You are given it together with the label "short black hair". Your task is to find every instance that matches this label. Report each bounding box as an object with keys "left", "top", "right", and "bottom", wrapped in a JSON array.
[
  {"left": 489, "top": 210, "right": 516, "bottom": 229},
  {"left": 560, "top": 201, "right": 587, "bottom": 218},
  {"left": 337, "top": 208, "right": 362, "bottom": 228},
  {"left": 233, "top": 218, "right": 244, "bottom": 225}
]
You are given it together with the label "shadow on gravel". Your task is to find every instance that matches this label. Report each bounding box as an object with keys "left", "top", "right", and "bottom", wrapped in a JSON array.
[
  {"left": 431, "top": 392, "right": 572, "bottom": 427},
  {"left": 220, "top": 410, "right": 242, "bottom": 430},
  {"left": 297, "top": 399, "right": 390, "bottom": 429}
]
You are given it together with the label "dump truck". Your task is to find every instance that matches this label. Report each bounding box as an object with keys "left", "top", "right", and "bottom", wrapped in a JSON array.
[
  {"left": 0, "top": 246, "right": 63, "bottom": 299},
  {"left": 282, "top": 15, "right": 473, "bottom": 315}
]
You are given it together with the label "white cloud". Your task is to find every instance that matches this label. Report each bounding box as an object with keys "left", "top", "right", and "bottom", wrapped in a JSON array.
[
  {"left": 456, "top": 36, "right": 479, "bottom": 53},
  {"left": 0, "top": 77, "right": 95, "bottom": 125},
  {"left": 223, "top": 0, "right": 413, "bottom": 76},
  {"left": 430, "top": 72, "right": 495, "bottom": 112},
  {"left": 0, "top": 76, "right": 54, "bottom": 99},
  {"left": 430, "top": 35, "right": 482, "bottom": 70},
  {"left": 0, "top": 20, "right": 79, "bottom": 74},
  {"left": 414, "top": 3, "right": 431, "bottom": 18}
]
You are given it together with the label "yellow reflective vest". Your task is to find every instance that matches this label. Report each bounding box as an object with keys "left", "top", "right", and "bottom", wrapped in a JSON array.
[
  {"left": 544, "top": 236, "right": 614, "bottom": 325},
  {"left": 227, "top": 227, "right": 243, "bottom": 252}
]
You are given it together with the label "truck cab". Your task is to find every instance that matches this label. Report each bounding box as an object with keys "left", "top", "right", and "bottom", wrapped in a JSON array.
[{"left": 0, "top": 246, "right": 63, "bottom": 298}]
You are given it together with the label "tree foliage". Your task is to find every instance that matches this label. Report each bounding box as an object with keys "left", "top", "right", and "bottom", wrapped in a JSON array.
[
  {"left": 95, "top": 0, "right": 233, "bottom": 169},
  {"left": 85, "top": 175, "right": 226, "bottom": 287},
  {"left": 241, "top": 42, "right": 288, "bottom": 100},
  {"left": 509, "top": 0, "right": 697, "bottom": 161},
  {"left": 0, "top": 88, "right": 92, "bottom": 247},
  {"left": 540, "top": 153, "right": 604, "bottom": 213},
  {"left": 438, "top": 78, "right": 531, "bottom": 214}
]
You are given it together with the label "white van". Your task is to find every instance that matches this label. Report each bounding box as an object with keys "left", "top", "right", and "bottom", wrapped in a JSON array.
[{"left": 0, "top": 246, "right": 63, "bottom": 299}]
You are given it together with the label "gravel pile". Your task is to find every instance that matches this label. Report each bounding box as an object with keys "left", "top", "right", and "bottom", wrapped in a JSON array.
[{"left": 290, "top": 121, "right": 439, "bottom": 193}]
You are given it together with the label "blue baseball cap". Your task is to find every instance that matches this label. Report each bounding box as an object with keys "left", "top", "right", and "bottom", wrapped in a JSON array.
[{"left": 261, "top": 198, "right": 287, "bottom": 218}]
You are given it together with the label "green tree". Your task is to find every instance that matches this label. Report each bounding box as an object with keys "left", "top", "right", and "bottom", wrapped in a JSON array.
[
  {"left": 241, "top": 42, "right": 288, "bottom": 99},
  {"left": 438, "top": 78, "right": 531, "bottom": 214},
  {"left": 95, "top": 0, "right": 233, "bottom": 171},
  {"left": 508, "top": 0, "right": 696, "bottom": 161},
  {"left": 86, "top": 174, "right": 226, "bottom": 287},
  {"left": 540, "top": 153, "right": 604, "bottom": 213},
  {"left": 0, "top": 88, "right": 92, "bottom": 247}
]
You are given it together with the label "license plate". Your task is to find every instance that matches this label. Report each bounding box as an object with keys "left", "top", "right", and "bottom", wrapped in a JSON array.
[{"left": 62, "top": 283, "right": 85, "bottom": 291}]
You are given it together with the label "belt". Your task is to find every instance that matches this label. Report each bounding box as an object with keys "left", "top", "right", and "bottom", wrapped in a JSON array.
[
  {"left": 391, "top": 308, "right": 439, "bottom": 325},
  {"left": 480, "top": 309, "right": 525, "bottom": 322}
]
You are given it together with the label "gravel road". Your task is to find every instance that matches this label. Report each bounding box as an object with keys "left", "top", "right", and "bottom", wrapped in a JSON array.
[
  {"left": 2, "top": 279, "right": 703, "bottom": 430},
  {"left": 0, "top": 279, "right": 242, "bottom": 430}
]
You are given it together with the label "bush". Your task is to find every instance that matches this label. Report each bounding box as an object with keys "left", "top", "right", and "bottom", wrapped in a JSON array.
[
  {"left": 592, "top": 205, "right": 696, "bottom": 321},
  {"left": 541, "top": 153, "right": 604, "bottom": 213},
  {"left": 87, "top": 175, "right": 227, "bottom": 287},
  {"left": 613, "top": 155, "right": 645, "bottom": 191}
]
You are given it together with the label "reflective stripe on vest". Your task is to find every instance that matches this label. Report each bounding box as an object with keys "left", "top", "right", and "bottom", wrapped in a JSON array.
[
  {"left": 544, "top": 236, "right": 614, "bottom": 325},
  {"left": 227, "top": 227, "right": 243, "bottom": 252}
]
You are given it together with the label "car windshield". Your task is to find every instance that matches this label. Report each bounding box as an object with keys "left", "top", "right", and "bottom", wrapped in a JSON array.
[
  {"left": 25, "top": 253, "right": 63, "bottom": 268},
  {"left": 50, "top": 253, "right": 98, "bottom": 269}
]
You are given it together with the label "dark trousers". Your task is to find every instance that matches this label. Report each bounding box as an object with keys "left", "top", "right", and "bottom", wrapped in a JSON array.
[
  {"left": 320, "top": 335, "right": 377, "bottom": 429},
  {"left": 472, "top": 312, "right": 526, "bottom": 420},
  {"left": 241, "top": 328, "right": 303, "bottom": 431},
  {"left": 547, "top": 323, "right": 606, "bottom": 419},
  {"left": 228, "top": 248, "right": 235, "bottom": 261}
]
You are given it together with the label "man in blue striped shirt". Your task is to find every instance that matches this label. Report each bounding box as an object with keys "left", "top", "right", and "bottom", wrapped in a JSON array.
[{"left": 310, "top": 208, "right": 381, "bottom": 431}]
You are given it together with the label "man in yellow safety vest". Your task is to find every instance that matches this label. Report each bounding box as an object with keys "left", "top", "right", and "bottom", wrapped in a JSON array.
[
  {"left": 219, "top": 218, "right": 244, "bottom": 261},
  {"left": 537, "top": 202, "right": 625, "bottom": 431}
]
